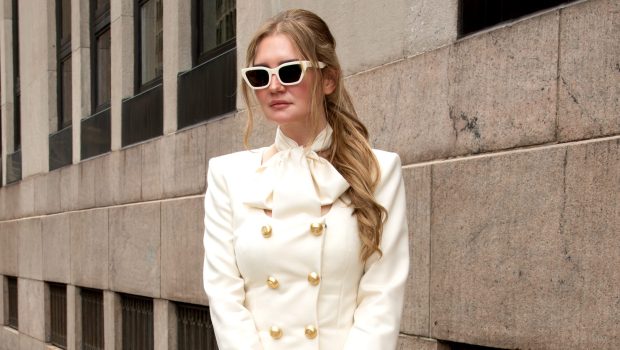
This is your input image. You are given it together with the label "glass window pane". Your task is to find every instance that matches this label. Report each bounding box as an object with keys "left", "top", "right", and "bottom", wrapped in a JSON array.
[
  {"left": 96, "top": 29, "right": 111, "bottom": 107},
  {"left": 61, "top": 57, "right": 72, "bottom": 128},
  {"left": 95, "top": 0, "right": 109, "bottom": 13},
  {"left": 61, "top": 0, "right": 71, "bottom": 42},
  {"left": 141, "top": 0, "right": 163, "bottom": 85},
  {"left": 200, "top": 0, "right": 236, "bottom": 55}
]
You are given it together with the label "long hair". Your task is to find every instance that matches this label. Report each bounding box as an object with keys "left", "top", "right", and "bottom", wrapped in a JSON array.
[{"left": 241, "top": 9, "right": 386, "bottom": 262}]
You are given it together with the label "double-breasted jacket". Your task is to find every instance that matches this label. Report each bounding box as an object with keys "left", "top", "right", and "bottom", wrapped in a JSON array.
[{"left": 203, "top": 145, "right": 409, "bottom": 350}]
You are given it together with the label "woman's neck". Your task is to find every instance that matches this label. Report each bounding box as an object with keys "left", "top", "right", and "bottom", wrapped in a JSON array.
[{"left": 279, "top": 118, "right": 327, "bottom": 146}]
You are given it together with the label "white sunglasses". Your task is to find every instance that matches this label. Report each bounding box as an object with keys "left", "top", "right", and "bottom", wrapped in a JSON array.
[{"left": 241, "top": 60, "right": 327, "bottom": 90}]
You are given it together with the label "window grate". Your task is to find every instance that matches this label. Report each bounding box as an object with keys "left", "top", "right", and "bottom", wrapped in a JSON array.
[
  {"left": 49, "top": 283, "right": 67, "bottom": 349},
  {"left": 177, "top": 303, "right": 218, "bottom": 350},
  {"left": 7, "top": 277, "right": 18, "bottom": 329},
  {"left": 81, "top": 288, "right": 104, "bottom": 350},
  {"left": 121, "top": 294, "right": 154, "bottom": 350}
]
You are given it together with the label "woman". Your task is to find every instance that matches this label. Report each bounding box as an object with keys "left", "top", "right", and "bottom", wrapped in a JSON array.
[{"left": 203, "top": 9, "right": 409, "bottom": 350}]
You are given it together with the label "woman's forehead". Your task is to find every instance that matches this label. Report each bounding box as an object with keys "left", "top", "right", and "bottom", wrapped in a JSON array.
[{"left": 253, "top": 34, "right": 304, "bottom": 67}]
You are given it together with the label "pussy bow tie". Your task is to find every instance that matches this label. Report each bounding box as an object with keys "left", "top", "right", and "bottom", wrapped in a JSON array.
[{"left": 243, "top": 125, "right": 350, "bottom": 219}]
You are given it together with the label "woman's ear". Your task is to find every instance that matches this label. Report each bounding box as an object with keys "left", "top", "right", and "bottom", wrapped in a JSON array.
[{"left": 322, "top": 69, "right": 337, "bottom": 96}]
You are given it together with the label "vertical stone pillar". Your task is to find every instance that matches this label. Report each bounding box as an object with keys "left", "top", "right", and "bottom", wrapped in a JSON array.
[
  {"left": 0, "top": 276, "right": 5, "bottom": 325},
  {"left": 103, "top": 290, "right": 121, "bottom": 350},
  {"left": 109, "top": 0, "right": 134, "bottom": 150},
  {"left": 0, "top": 0, "right": 17, "bottom": 184},
  {"left": 18, "top": 279, "right": 46, "bottom": 342},
  {"left": 19, "top": 0, "right": 56, "bottom": 177},
  {"left": 154, "top": 298, "right": 176, "bottom": 350},
  {"left": 162, "top": 0, "right": 192, "bottom": 135},
  {"left": 67, "top": 285, "right": 82, "bottom": 350},
  {"left": 71, "top": 0, "right": 92, "bottom": 163}
]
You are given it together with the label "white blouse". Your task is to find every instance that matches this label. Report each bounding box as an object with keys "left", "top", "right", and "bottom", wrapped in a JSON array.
[{"left": 203, "top": 128, "right": 409, "bottom": 350}]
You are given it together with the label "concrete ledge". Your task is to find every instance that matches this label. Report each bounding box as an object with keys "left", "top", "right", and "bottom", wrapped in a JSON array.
[
  {"left": 18, "top": 278, "right": 46, "bottom": 341},
  {"left": 398, "top": 334, "right": 448, "bottom": 350},
  {"left": 41, "top": 214, "right": 71, "bottom": 284},
  {"left": 70, "top": 209, "right": 109, "bottom": 290},
  {"left": 18, "top": 219, "right": 42, "bottom": 280},
  {"left": 0, "top": 327, "right": 19, "bottom": 350},
  {"left": 0, "top": 221, "right": 18, "bottom": 276}
]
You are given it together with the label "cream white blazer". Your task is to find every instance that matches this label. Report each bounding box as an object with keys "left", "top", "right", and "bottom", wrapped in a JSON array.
[{"left": 203, "top": 148, "right": 409, "bottom": 350}]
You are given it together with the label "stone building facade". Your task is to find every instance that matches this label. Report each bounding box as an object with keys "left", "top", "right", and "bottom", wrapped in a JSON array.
[{"left": 0, "top": 0, "right": 618, "bottom": 349}]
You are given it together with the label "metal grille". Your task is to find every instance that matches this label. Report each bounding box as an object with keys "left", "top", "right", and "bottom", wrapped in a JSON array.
[
  {"left": 7, "top": 277, "right": 18, "bottom": 329},
  {"left": 81, "top": 107, "right": 111, "bottom": 160},
  {"left": 49, "top": 126, "right": 73, "bottom": 171},
  {"left": 81, "top": 289, "right": 104, "bottom": 350},
  {"left": 49, "top": 283, "right": 67, "bottom": 349},
  {"left": 121, "top": 294, "right": 154, "bottom": 350},
  {"left": 177, "top": 303, "right": 218, "bottom": 350},
  {"left": 121, "top": 84, "right": 163, "bottom": 147}
]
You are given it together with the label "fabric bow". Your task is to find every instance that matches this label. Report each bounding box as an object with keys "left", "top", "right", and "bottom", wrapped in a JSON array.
[{"left": 243, "top": 125, "right": 350, "bottom": 219}]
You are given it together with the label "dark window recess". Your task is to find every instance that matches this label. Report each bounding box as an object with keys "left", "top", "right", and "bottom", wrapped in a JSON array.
[
  {"left": 135, "top": 0, "right": 163, "bottom": 91},
  {"left": 81, "top": 288, "right": 104, "bottom": 350},
  {"left": 440, "top": 340, "right": 511, "bottom": 350},
  {"left": 49, "top": 283, "right": 67, "bottom": 349},
  {"left": 177, "top": 303, "right": 218, "bottom": 350},
  {"left": 459, "top": 0, "right": 578, "bottom": 37},
  {"left": 7, "top": 277, "right": 18, "bottom": 329},
  {"left": 177, "top": 44, "right": 236, "bottom": 129},
  {"left": 91, "top": 0, "right": 111, "bottom": 112},
  {"left": 6, "top": 149, "right": 21, "bottom": 184},
  {"left": 12, "top": 0, "right": 21, "bottom": 151},
  {"left": 49, "top": 126, "right": 73, "bottom": 171},
  {"left": 57, "top": 0, "right": 72, "bottom": 129},
  {"left": 121, "top": 294, "right": 154, "bottom": 350},
  {"left": 121, "top": 84, "right": 163, "bottom": 147},
  {"left": 81, "top": 108, "right": 111, "bottom": 160}
]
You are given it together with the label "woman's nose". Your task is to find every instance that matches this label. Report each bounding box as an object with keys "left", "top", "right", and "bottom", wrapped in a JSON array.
[{"left": 268, "top": 73, "right": 284, "bottom": 92}]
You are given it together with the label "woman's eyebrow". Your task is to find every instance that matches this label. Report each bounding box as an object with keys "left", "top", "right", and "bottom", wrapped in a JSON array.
[{"left": 252, "top": 58, "right": 300, "bottom": 67}]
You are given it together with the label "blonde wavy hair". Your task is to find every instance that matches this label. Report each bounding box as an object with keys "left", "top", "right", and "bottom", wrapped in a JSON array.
[{"left": 241, "top": 9, "right": 386, "bottom": 262}]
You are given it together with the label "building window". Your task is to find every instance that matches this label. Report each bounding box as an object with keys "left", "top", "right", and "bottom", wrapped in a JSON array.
[
  {"left": 136, "top": 0, "right": 163, "bottom": 91},
  {"left": 6, "top": 277, "right": 18, "bottom": 329},
  {"left": 121, "top": 0, "right": 163, "bottom": 147},
  {"left": 177, "top": 303, "right": 218, "bottom": 350},
  {"left": 49, "top": 283, "right": 67, "bottom": 349},
  {"left": 50, "top": 0, "right": 73, "bottom": 170},
  {"left": 121, "top": 294, "right": 154, "bottom": 350},
  {"left": 81, "top": 288, "right": 104, "bottom": 350},
  {"left": 57, "top": 0, "right": 72, "bottom": 129},
  {"left": 194, "top": 0, "right": 236, "bottom": 65},
  {"left": 7, "top": 0, "right": 21, "bottom": 184},
  {"left": 82, "top": 0, "right": 112, "bottom": 160},
  {"left": 176, "top": 0, "right": 236, "bottom": 129},
  {"left": 459, "top": 0, "right": 578, "bottom": 37},
  {"left": 91, "top": 0, "right": 111, "bottom": 112}
]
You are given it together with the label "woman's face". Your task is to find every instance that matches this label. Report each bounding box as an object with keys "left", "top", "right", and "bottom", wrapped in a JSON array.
[{"left": 252, "top": 34, "right": 323, "bottom": 140}]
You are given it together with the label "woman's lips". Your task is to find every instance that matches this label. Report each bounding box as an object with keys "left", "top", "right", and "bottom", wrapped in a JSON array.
[{"left": 269, "top": 101, "right": 291, "bottom": 109}]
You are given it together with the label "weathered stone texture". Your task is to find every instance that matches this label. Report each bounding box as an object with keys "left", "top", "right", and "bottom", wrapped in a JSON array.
[
  {"left": 164, "top": 125, "right": 207, "bottom": 197},
  {"left": 400, "top": 165, "right": 431, "bottom": 336},
  {"left": 348, "top": 47, "right": 452, "bottom": 164},
  {"left": 0, "top": 327, "right": 19, "bottom": 350},
  {"left": 33, "top": 170, "right": 61, "bottom": 216},
  {"left": 447, "top": 11, "right": 558, "bottom": 156},
  {"left": 0, "top": 221, "right": 18, "bottom": 276},
  {"left": 109, "top": 202, "right": 161, "bottom": 298},
  {"left": 18, "top": 278, "right": 46, "bottom": 341},
  {"left": 161, "top": 197, "right": 208, "bottom": 305},
  {"left": 18, "top": 219, "right": 42, "bottom": 280},
  {"left": 70, "top": 209, "right": 109, "bottom": 290},
  {"left": 558, "top": 0, "right": 620, "bottom": 141},
  {"left": 141, "top": 136, "right": 169, "bottom": 201},
  {"left": 18, "top": 333, "right": 47, "bottom": 350},
  {"left": 430, "top": 146, "right": 567, "bottom": 349},
  {"left": 113, "top": 146, "right": 142, "bottom": 204},
  {"left": 41, "top": 214, "right": 71, "bottom": 283},
  {"left": 78, "top": 158, "right": 97, "bottom": 209},
  {"left": 60, "top": 165, "right": 80, "bottom": 212}
]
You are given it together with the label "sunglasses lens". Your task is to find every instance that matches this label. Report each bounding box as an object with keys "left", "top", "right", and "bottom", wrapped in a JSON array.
[
  {"left": 279, "top": 64, "right": 303, "bottom": 84},
  {"left": 245, "top": 69, "right": 270, "bottom": 88}
]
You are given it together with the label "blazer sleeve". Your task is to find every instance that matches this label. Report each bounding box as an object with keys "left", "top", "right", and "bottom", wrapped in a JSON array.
[
  {"left": 343, "top": 152, "right": 410, "bottom": 350},
  {"left": 203, "top": 157, "right": 264, "bottom": 350}
]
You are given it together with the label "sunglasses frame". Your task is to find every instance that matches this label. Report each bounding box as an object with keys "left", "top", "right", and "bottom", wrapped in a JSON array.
[{"left": 241, "top": 60, "right": 327, "bottom": 90}]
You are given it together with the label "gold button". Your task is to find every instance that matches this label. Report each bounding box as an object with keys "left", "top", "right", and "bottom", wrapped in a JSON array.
[
  {"left": 307, "top": 272, "right": 320, "bottom": 286},
  {"left": 267, "top": 276, "right": 279, "bottom": 289},
  {"left": 270, "top": 326, "right": 283, "bottom": 339},
  {"left": 304, "top": 325, "right": 317, "bottom": 339},
  {"left": 261, "top": 225, "right": 272, "bottom": 238},
  {"left": 309, "top": 223, "right": 325, "bottom": 236}
]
